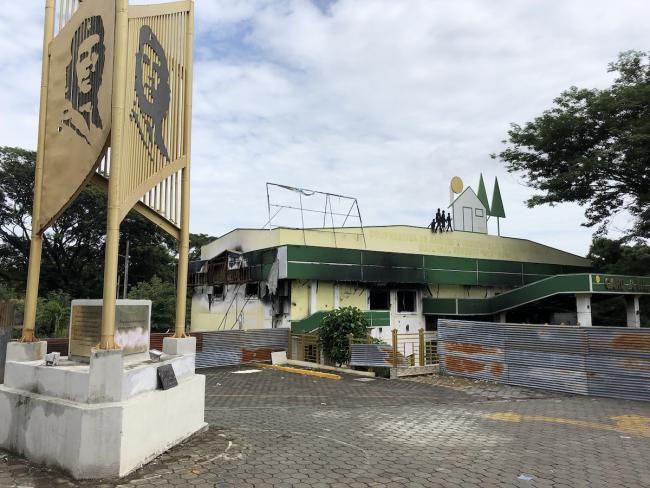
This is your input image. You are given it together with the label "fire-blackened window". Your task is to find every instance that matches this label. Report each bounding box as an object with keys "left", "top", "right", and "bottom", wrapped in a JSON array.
[
  {"left": 369, "top": 288, "right": 390, "bottom": 310},
  {"left": 212, "top": 285, "right": 224, "bottom": 300},
  {"left": 245, "top": 282, "right": 259, "bottom": 298},
  {"left": 397, "top": 290, "right": 416, "bottom": 313}
]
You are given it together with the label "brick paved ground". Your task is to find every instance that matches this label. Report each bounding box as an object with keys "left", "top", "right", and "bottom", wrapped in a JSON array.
[{"left": 2, "top": 366, "right": 650, "bottom": 487}]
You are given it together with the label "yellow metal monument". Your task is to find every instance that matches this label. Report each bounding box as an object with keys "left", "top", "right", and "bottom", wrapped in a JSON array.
[
  {"left": 22, "top": 0, "right": 194, "bottom": 348},
  {"left": 1, "top": 1, "right": 205, "bottom": 479}
]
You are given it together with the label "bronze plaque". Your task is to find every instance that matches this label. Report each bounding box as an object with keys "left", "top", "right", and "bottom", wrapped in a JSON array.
[{"left": 69, "top": 300, "right": 151, "bottom": 358}]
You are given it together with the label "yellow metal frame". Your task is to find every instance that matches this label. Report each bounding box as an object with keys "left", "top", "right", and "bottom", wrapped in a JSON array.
[
  {"left": 21, "top": 0, "right": 56, "bottom": 342},
  {"left": 22, "top": 0, "right": 195, "bottom": 346}
]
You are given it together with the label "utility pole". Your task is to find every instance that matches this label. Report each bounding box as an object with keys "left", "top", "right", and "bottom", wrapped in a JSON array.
[{"left": 122, "top": 240, "right": 130, "bottom": 299}]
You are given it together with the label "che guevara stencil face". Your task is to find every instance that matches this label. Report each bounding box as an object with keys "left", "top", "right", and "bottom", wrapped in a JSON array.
[
  {"left": 62, "top": 15, "right": 105, "bottom": 145},
  {"left": 131, "top": 25, "right": 171, "bottom": 162}
]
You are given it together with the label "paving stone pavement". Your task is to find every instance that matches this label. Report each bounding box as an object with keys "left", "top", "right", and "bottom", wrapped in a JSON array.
[{"left": 2, "top": 366, "right": 650, "bottom": 487}]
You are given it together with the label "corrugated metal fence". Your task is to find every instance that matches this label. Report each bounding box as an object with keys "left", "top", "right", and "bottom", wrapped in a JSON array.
[
  {"left": 438, "top": 319, "right": 650, "bottom": 401},
  {"left": 350, "top": 343, "right": 408, "bottom": 368},
  {"left": 196, "top": 328, "right": 289, "bottom": 368},
  {"left": 0, "top": 302, "right": 15, "bottom": 383},
  {"left": 41, "top": 329, "right": 287, "bottom": 369}
]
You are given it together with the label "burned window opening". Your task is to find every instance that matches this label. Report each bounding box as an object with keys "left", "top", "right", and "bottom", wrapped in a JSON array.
[
  {"left": 245, "top": 282, "right": 259, "bottom": 298},
  {"left": 369, "top": 288, "right": 390, "bottom": 310},
  {"left": 213, "top": 285, "right": 224, "bottom": 299},
  {"left": 397, "top": 290, "right": 416, "bottom": 313}
]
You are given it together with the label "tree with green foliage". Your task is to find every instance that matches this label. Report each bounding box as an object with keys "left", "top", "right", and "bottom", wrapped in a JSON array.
[
  {"left": 35, "top": 291, "right": 71, "bottom": 338},
  {"left": 189, "top": 233, "right": 216, "bottom": 261},
  {"left": 494, "top": 51, "right": 650, "bottom": 239},
  {"left": 319, "top": 306, "right": 369, "bottom": 365},
  {"left": 128, "top": 276, "right": 177, "bottom": 331},
  {"left": 0, "top": 146, "right": 178, "bottom": 299},
  {"left": 588, "top": 237, "right": 650, "bottom": 326}
]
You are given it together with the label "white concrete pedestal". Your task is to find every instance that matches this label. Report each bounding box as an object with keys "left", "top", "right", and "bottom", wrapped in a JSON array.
[{"left": 0, "top": 341, "right": 206, "bottom": 479}]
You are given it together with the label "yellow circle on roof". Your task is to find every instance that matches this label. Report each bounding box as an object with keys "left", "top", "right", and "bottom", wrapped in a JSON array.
[{"left": 450, "top": 176, "right": 464, "bottom": 194}]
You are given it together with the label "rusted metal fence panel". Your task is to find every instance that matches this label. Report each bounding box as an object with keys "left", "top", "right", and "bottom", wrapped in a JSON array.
[
  {"left": 0, "top": 302, "right": 15, "bottom": 383},
  {"left": 195, "top": 328, "right": 288, "bottom": 368},
  {"left": 438, "top": 319, "right": 650, "bottom": 401},
  {"left": 437, "top": 320, "right": 506, "bottom": 381}
]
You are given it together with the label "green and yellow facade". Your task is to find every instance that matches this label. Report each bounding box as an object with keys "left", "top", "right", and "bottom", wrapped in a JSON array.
[{"left": 188, "top": 226, "right": 650, "bottom": 336}]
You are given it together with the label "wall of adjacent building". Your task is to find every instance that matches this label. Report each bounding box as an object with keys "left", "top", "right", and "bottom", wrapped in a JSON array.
[{"left": 190, "top": 284, "right": 272, "bottom": 332}]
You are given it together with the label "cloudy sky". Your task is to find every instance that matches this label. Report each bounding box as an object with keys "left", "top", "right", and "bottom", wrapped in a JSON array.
[{"left": 1, "top": 0, "right": 646, "bottom": 256}]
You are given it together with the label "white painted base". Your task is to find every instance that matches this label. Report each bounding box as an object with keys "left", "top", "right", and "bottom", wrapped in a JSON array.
[
  {"left": 6, "top": 341, "right": 47, "bottom": 362},
  {"left": 163, "top": 336, "right": 196, "bottom": 355},
  {"left": 0, "top": 344, "right": 206, "bottom": 479},
  {"left": 0, "top": 373, "right": 206, "bottom": 479}
]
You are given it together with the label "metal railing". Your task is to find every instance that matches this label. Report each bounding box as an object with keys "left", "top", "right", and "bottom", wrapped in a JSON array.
[
  {"left": 290, "top": 332, "right": 321, "bottom": 363},
  {"left": 349, "top": 329, "right": 437, "bottom": 368}
]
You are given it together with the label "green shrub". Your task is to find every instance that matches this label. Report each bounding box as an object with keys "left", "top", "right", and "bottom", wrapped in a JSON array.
[{"left": 319, "top": 306, "right": 369, "bottom": 365}]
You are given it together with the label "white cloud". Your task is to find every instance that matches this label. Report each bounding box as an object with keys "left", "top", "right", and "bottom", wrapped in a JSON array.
[{"left": 1, "top": 0, "right": 646, "bottom": 256}]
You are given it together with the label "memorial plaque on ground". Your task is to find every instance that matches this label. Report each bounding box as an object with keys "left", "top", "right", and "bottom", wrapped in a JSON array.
[{"left": 69, "top": 299, "right": 152, "bottom": 358}]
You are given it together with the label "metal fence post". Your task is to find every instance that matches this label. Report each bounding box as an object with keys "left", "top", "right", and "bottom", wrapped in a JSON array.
[
  {"left": 419, "top": 328, "right": 425, "bottom": 366},
  {"left": 286, "top": 328, "right": 292, "bottom": 360},
  {"left": 392, "top": 329, "right": 398, "bottom": 368},
  {"left": 300, "top": 333, "right": 305, "bottom": 361}
]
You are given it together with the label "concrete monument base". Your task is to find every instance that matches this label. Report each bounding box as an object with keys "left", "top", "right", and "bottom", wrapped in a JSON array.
[{"left": 0, "top": 340, "right": 206, "bottom": 479}]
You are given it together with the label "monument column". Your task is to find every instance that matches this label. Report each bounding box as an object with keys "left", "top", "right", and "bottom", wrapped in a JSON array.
[
  {"left": 21, "top": 0, "right": 56, "bottom": 342},
  {"left": 99, "top": 0, "right": 129, "bottom": 349},
  {"left": 575, "top": 293, "right": 592, "bottom": 327},
  {"left": 626, "top": 295, "right": 641, "bottom": 328},
  {"left": 173, "top": 0, "right": 195, "bottom": 338}
]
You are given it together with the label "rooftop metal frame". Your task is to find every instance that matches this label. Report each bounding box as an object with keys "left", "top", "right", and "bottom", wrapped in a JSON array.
[{"left": 264, "top": 182, "right": 367, "bottom": 247}]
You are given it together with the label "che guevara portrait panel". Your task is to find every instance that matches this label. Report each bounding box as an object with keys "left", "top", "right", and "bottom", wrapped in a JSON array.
[{"left": 40, "top": 0, "right": 115, "bottom": 233}]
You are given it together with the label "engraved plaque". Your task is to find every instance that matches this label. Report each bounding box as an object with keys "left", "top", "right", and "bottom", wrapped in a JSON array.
[
  {"left": 69, "top": 299, "right": 151, "bottom": 358},
  {"left": 157, "top": 364, "right": 178, "bottom": 390}
]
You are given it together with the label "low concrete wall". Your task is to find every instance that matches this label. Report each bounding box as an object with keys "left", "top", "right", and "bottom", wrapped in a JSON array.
[
  {"left": 286, "top": 360, "right": 376, "bottom": 378},
  {"left": 3, "top": 353, "right": 195, "bottom": 403},
  {"left": 0, "top": 374, "right": 206, "bottom": 479},
  {"left": 393, "top": 365, "right": 440, "bottom": 378}
]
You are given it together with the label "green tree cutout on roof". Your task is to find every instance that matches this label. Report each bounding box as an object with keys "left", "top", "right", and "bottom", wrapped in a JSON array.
[
  {"left": 491, "top": 177, "right": 506, "bottom": 218},
  {"left": 477, "top": 174, "right": 491, "bottom": 215},
  {"left": 491, "top": 177, "right": 506, "bottom": 236}
]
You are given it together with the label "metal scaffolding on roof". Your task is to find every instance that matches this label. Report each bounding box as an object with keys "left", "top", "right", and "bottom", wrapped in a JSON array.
[{"left": 265, "top": 182, "right": 367, "bottom": 247}]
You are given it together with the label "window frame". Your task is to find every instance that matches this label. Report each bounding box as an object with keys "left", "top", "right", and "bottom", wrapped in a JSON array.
[
  {"left": 396, "top": 289, "right": 417, "bottom": 314},
  {"left": 245, "top": 282, "right": 259, "bottom": 298}
]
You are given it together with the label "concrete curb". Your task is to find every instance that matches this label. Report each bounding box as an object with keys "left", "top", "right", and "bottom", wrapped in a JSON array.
[{"left": 286, "top": 360, "right": 376, "bottom": 378}]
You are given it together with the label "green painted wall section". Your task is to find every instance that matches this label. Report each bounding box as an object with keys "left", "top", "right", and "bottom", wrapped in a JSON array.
[
  {"left": 291, "top": 310, "right": 391, "bottom": 333},
  {"left": 591, "top": 274, "right": 650, "bottom": 293},
  {"left": 285, "top": 245, "right": 591, "bottom": 287},
  {"left": 423, "top": 273, "right": 650, "bottom": 315}
]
